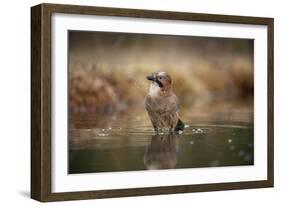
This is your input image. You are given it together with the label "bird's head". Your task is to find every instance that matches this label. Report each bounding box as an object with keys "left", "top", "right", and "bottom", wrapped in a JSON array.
[{"left": 147, "top": 71, "right": 172, "bottom": 92}]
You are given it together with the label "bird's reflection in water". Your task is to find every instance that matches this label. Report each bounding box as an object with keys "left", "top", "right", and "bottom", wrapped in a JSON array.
[{"left": 144, "top": 133, "right": 179, "bottom": 170}]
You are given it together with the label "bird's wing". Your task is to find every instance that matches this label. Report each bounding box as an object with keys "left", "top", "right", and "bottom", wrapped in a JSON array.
[
  {"left": 173, "top": 94, "right": 180, "bottom": 113},
  {"left": 176, "top": 100, "right": 180, "bottom": 112},
  {"left": 163, "top": 94, "right": 179, "bottom": 115}
]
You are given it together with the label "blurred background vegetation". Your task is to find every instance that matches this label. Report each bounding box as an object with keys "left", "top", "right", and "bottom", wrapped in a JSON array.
[{"left": 68, "top": 31, "right": 253, "bottom": 115}]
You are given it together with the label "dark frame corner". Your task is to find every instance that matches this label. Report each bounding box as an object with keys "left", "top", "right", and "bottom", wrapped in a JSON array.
[{"left": 31, "top": 3, "right": 274, "bottom": 202}]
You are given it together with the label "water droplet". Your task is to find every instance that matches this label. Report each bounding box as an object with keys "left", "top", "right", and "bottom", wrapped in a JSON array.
[
  {"left": 190, "top": 140, "right": 194, "bottom": 145},
  {"left": 244, "top": 154, "right": 252, "bottom": 162},
  {"left": 184, "top": 124, "right": 190, "bottom": 128},
  {"left": 228, "top": 139, "right": 232, "bottom": 143},
  {"left": 238, "top": 150, "right": 245, "bottom": 157},
  {"left": 210, "top": 160, "right": 219, "bottom": 167},
  {"left": 230, "top": 145, "right": 236, "bottom": 151}
]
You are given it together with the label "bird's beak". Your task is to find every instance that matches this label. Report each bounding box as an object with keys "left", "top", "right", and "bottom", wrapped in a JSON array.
[{"left": 147, "top": 75, "right": 155, "bottom": 81}]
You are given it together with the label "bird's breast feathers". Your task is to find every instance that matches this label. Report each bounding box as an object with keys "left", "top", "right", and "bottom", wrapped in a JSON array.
[{"left": 145, "top": 93, "right": 179, "bottom": 113}]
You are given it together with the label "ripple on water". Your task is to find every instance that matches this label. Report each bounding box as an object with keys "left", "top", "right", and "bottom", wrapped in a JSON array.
[
  {"left": 69, "top": 111, "right": 254, "bottom": 172},
  {"left": 69, "top": 121, "right": 253, "bottom": 154}
]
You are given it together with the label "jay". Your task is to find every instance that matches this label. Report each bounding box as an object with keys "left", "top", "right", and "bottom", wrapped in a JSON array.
[{"left": 145, "top": 71, "right": 185, "bottom": 133}]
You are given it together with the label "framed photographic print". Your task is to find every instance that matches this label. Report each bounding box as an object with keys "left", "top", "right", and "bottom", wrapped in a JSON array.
[{"left": 31, "top": 3, "right": 274, "bottom": 202}]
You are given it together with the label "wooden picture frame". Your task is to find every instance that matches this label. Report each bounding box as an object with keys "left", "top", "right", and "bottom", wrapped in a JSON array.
[{"left": 31, "top": 3, "right": 274, "bottom": 202}]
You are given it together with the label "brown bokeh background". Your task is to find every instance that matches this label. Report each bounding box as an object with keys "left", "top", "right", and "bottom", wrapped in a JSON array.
[{"left": 68, "top": 31, "right": 253, "bottom": 115}]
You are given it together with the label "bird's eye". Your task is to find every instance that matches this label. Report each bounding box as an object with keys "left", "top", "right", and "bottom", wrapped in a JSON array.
[{"left": 159, "top": 76, "right": 164, "bottom": 80}]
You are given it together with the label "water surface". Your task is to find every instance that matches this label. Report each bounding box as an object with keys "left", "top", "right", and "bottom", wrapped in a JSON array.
[{"left": 68, "top": 108, "right": 253, "bottom": 173}]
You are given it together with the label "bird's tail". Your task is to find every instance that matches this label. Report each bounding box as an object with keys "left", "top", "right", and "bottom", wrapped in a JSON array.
[{"left": 175, "top": 118, "right": 185, "bottom": 132}]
